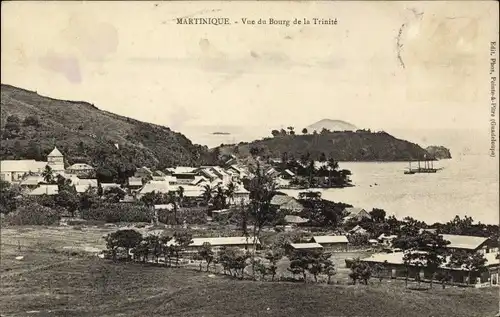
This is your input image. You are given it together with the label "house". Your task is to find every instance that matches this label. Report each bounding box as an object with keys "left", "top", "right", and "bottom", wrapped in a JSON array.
[
  {"left": 377, "top": 233, "right": 398, "bottom": 246},
  {"left": 349, "top": 225, "right": 368, "bottom": 235},
  {"left": 28, "top": 184, "right": 59, "bottom": 196},
  {"left": 101, "top": 183, "right": 126, "bottom": 195},
  {"left": 153, "top": 170, "right": 166, "bottom": 177},
  {"left": 440, "top": 234, "right": 498, "bottom": 255},
  {"left": 270, "top": 194, "right": 304, "bottom": 213},
  {"left": 168, "top": 236, "right": 261, "bottom": 254},
  {"left": 127, "top": 177, "right": 143, "bottom": 190},
  {"left": 227, "top": 165, "right": 249, "bottom": 179},
  {"left": 210, "top": 166, "right": 232, "bottom": 185},
  {"left": 290, "top": 243, "right": 323, "bottom": 251},
  {"left": 66, "top": 163, "right": 95, "bottom": 176},
  {"left": 281, "top": 169, "right": 295, "bottom": 180},
  {"left": 136, "top": 181, "right": 170, "bottom": 199},
  {"left": 343, "top": 207, "right": 371, "bottom": 222},
  {"left": 232, "top": 185, "right": 250, "bottom": 205},
  {"left": 360, "top": 251, "right": 500, "bottom": 286},
  {"left": 134, "top": 166, "right": 153, "bottom": 179},
  {"left": 191, "top": 176, "right": 209, "bottom": 186},
  {"left": 265, "top": 167, "right": 280, "bottom": 178},
  {"left": 0, "top": 160, "right": 47, "bottom": 183},
  {"left": 154, "top": 204, "right": 174, "bottom": 211},
  {"left": 311, "top": 235, "right": 349, "bottom": 251},
  {"left": 19, "top": 175, "right": 44, "bottom": 189},
  {"left": 284, "top": 215, "right": 309, "bottom": 225},
  {"left": 169, "top": 167, "right": 198, "bottom": 185}
]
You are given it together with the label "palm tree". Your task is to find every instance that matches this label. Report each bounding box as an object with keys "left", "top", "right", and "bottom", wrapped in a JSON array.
[
  {"left": 327, "top": 158, "right": 339, "bottom": 187},
  {"left": 214, "top": 186, "right": 227, "bottom": 209},
  {"left": 202, "top": 185, "right": 214, "bottom": 206},
  {"left": 225, "top": 182, "right": 236, "bottom": 205},
  {"left": 42, "top": 165, "right": 54, "bottom": 184},
  {"left": 166, "top": 191, "right": 179, "bottom": 224},
  {"left": 177, "top": 186, "right": 185, "bottom": 207}
]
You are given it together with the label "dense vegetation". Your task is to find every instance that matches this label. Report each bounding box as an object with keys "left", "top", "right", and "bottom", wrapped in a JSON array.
[
  {"left": 0, "top": 84, "right": 215, "bottom": 182},
  {"left": 218, "top": 127, "right": 440, "bottom": 162},
  {"left": 425, "top": 146, "right": 452, "bottom": 159}
]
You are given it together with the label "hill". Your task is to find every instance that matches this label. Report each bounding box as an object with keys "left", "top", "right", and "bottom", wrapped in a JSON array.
[
  {"left": 425, "top": 146, "right": 452, "bottom": 159},
  {"left": 0, "top": 84, "right": 212, "bottom": 181},
  {"left": 219, "top": 130, "right": 436, "bottom": 162},
  {"left": 307, "top": 119, "right": 357, "bottom": 132}
]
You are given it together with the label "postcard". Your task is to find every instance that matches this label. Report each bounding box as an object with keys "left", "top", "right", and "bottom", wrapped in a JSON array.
[{"left": 1, "top": 1, "right": 499, "bottom": 316}]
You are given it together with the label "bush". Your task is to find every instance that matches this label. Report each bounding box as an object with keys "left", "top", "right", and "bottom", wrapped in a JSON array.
[
  {"left": 157, "top": 207, "right": 207, "bottom": 225},
  {"left": 4, "top": 202, "right": 61, "bottom": 225},
  {"left": 23, "top": 115, "right": 41, "bottom": 127},
  {"left": 84, "top": 203, "right": 151, "bottom": 223}
]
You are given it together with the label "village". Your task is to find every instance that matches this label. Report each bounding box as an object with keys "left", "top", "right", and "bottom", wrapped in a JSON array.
[{"left": 1, "top": 145, "right": 499, "bottom": 291}]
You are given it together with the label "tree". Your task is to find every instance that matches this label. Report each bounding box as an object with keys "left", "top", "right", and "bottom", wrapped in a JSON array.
[
  {"left": 247, "top": 162, "right": 277, "bottom": 278},
  {"left": 103, "top": 186, "right": 125, "bottom": 203},
  {"left": 225, "top": 182, "right": 236, "bottom": 205},
  {"left": 4, "top": 115, "right": 21, "bottom": 135},
  {"left": 370, "top": 208, "right": 386, "bottom": 223},
  {"left": 160, "top": 235, "right": 173, "bottom": 266},
  {"left": 265, "top": 250, "right": 282, "bottom": 281},
  {"left": 105, "top": 229, "right": 143, "bottom": 261},
  {"left": 326, "top": 158, "right": 339, "bottom": 188},
  {"left": 449, "top": 250, "right": 487, "bottom": 285},
  {"left": 166, "top": 191, "right": 179, "bottom": 224},
  {"left": 302, "top": 128, "right": 308, "bottom": 135},
  {"left": 254, "top": 259, "right": 268, "bottom": 280},
  {"left": 323, "top": 259, "right": 337, "bottom": 284},
  {"left": 172, "top": 231, "right": 193, "bottom": 267},
  {"left": 271, "top": 129, "right": 280, "bottom": 137},
  {"left": 319, "top": 152, "right": 327, "bottom": 163},
  {"left": 349, "top": 258, "right": 372, "bottom": 285},
  {"left": 198, "top": 242, "right": 214, "bottom": 272},
  {"left": 177, "top": 186, "right": 185, "bottom": 207},
  {"left": 288, "top": 250, "right": 310, "bottom": 282},
  {"left": 202, "top": 185, "right": 214, "bottom": 206},
  {"left": 287, "top": 126, "right": 295, "bottom": 135},
  {"left": 42, "top": 165, "right": 54, "bottom": 184},
  {"left": 214, "top": 186, "right": 227, "bottom": 209},
  {"left": 55, "top": 190, "right": 79, "bottom": 217},
  {"left": 0, "top": 180, "right": 21, "bottom": 214}
]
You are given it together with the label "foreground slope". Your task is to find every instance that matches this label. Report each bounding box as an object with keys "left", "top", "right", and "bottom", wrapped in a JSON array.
[
  {"left": 0, "top": 256, "right": 496, "bottom": 317},
  {"left": 0, "top": 84, "right": 210, "bottom": 170}
]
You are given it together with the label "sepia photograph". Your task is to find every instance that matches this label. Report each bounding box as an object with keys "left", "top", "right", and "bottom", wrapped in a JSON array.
[{"left": 1, "top": 1, "right": 499, "bottom": 316}]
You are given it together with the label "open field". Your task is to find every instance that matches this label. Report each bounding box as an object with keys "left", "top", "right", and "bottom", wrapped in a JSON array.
[{"left": 1, "top": 225, "right": 499, "bottom": 317}]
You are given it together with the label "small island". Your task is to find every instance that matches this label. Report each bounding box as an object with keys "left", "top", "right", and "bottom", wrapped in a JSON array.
[
  {"left": 426, "top": 146, "right": 452, "bottom": 160},
  {"left": 212, "top": 132, "right": 231, "bottom": 135}
]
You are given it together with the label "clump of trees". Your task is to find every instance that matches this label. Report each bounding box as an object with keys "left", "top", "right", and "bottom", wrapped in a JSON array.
[{"left": 286, "top": 249, "right": 337, "bottom": 284}]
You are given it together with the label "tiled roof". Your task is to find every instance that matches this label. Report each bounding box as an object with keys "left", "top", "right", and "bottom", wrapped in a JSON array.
[
  {"left": 313, "top": 235, "right": 349, "bottom": 244},
  {"left": 270, "top": 194, "right": 294, "bottom": 205},
  {"left": 128, "top": 177, "right": 143, "bottom": 186},
  {"left": 284, "top": 215, "right": 308, "bottom": 224},
  {"left": 440, "top": 234, "right": 489, "bottom": 250},
  {"left": 48, "top": 147, "right": 63, "bottom": 157},
  {"left": 66, "top": 163, "right": 94, "bottom": 171},
  {"left": 137, "top": 181, "right": 170, "bottom": 194},
  {"left": 291, "top": 243, "right": 323, "bottom": 249},
  {"left": 0, "top": 160, "right": 47, "bottom": 173},
  {"left": 168, "top": 236, "right": 260, "bottom": 247},
  {"left": 28, "top": 185, "right": 59, "bottom": 196}
]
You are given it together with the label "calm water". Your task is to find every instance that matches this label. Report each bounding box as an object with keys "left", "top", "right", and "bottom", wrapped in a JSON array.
[{"left": 282, "top": 155, "right": 499, "bottom": 225}]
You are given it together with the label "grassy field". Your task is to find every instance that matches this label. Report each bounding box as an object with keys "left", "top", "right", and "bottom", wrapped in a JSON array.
[{"left": 1, "top": 226, "right": 499, "bottom": 317}]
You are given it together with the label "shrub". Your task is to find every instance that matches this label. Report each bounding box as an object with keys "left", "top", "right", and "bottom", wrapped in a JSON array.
[
  {"left": 4, "top": 202, "right": 61, "bottom": 225},
  {"left": 84, "top": 203, "right": 151, "bottom": 223},
  {"left": 23, "top": 115, "right": 41, "bottom": 127}
]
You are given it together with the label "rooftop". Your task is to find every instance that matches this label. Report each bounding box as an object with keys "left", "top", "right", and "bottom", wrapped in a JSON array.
[
  {"left": 48, "top": 147, "right": 63, "bottom": 157},
  {"left": 168, "top": 236, "right": 260, "bottom": 247},
  {"left": 312, "top": 235, "right": 349, "bottom": 244},
  {"left": 290, "top": 243, "right": 324, "bottom": 249},
  {"left": 0, "top": 160, "right": 47, "bottom": 173},
  {"left": 440, "top": 234, "right": 489, "bottom": 250},
  {"left": 28, "top": 184, "right": 59, "bottom": 196}
]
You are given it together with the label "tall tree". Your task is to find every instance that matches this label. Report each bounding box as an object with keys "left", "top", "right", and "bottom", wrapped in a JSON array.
[
  {"left": 302, "top": 128, "right": 308, "bottom": 135},
  {"left": 42, "top": 165, "right": 54, "bottom": 184},
  {"left": 448, "top": 250, "right": 487, "bottom": 285}
]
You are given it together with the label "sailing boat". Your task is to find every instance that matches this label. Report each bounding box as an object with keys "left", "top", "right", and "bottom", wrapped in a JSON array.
[{"left": 404, "top": 155, "right": 441, "bottom": 174}]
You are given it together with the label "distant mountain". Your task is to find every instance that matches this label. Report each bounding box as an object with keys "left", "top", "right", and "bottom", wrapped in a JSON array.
[
  {"left": 0, "top": 84, "right": 212, "bottom": 181},
  {"left": 425, "top": 146, "right": 452, "bottom": 159},
  {"left": 218, "top": 130, "right": 437, "bottom": 162},
  {"left": 306, "top": 119, "right": 357, "bottom": 132}
]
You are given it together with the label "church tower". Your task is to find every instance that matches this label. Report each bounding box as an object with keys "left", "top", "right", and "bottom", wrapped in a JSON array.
[{"left": 47, "top": 146, "right": 65, "bottom": 171}]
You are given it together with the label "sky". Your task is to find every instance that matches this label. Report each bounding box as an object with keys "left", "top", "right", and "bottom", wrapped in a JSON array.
[{"left": 1, "top": 1, "right": 498, "bottom": 146}]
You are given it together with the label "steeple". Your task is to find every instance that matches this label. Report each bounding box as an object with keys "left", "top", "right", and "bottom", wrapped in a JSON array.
[{"left": 48, "top": 146, "right": 63, "bottom": 157}]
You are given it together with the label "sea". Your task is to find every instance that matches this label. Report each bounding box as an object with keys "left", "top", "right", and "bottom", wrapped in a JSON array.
[{"left": 181, "top": 126, "right": 499, "bottom": 225}]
